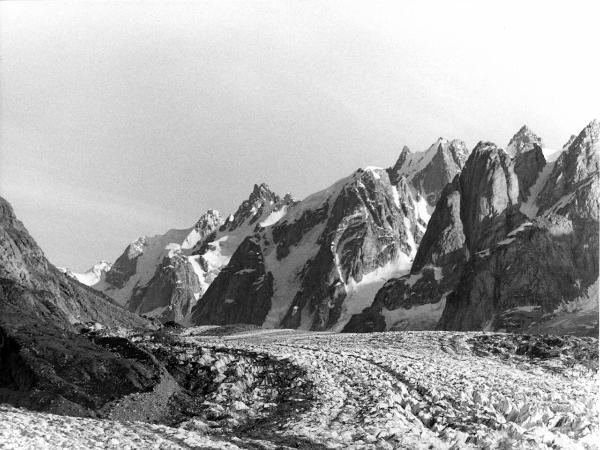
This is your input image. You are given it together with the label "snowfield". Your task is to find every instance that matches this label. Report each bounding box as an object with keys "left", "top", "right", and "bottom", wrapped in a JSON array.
[{"left": 1, "top": 329, "right": 597, "bottom": 449}]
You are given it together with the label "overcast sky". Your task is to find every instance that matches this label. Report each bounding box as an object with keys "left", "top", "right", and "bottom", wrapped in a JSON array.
[{"left": 1, "top": 0, "right": 598, "bottom": 271}]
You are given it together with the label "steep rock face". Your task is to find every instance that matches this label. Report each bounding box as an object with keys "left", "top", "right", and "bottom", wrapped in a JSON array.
[
  {"left": 0, "top": 196, "right": 163, "bottom": 417},
  {"left": 0, "top": 197, "right": 50, "bottom": 288},
  {"left": 346, "top": 142, "right": 525, "bottom": 332},
  {"left": 391, "top": 138, "right": 470, "bottom": 207},
  {"left": 536, "top": 120, "right": 599, "bottom": 220},
  {"left": 459, "top": 142, "right": 523, "bottom": 252},
  {"left": 126, "top": 253, "right": 202, "bottom": 323},
  {"left": 95, "top": 210, "right": 223, "bottom": 322},
  {"left": 438, "top": 215, "right": 598, "bottom": 336},
  {"left": 93, "top": 139, "right": 468, "bottom": 329},
  {"left": 95, "top": 185, "right": 295, "bottom": 323},
  {"left": 192, "top": 236, "right": 273, "bottom": 325},
  {"left": 0, "top": 197, "right": 148, "bottom": 329},
  {"left": 514, "top": 144, "right": 546, "bottom": 202},
  {"left": 192, "top": 167, "right": 422, "bottom": 330},
  {"left": 439, "top": 121, "right": 599, "bottom": 334},
  {"left": 105, "top": 237, "right": 147, "bottom": 289}
]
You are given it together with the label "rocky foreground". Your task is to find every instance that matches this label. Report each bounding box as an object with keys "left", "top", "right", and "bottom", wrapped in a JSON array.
[{"left": 1, "top": 327, "right": 597, "bottom": 450}]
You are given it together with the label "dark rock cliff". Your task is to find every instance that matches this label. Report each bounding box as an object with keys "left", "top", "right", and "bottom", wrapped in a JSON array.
[{"left": 0, "top": 196, "right": 163, "bottom": 418}]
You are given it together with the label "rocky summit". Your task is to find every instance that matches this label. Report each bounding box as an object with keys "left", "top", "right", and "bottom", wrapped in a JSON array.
[
  {"left": 348, "top": 120, "right": 599, "bottom": 336},
  {"left": 42, "top": 121, "right": 599, "bottom": 337}
]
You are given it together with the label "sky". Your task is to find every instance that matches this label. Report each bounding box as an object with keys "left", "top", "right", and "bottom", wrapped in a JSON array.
[{"left": 1, "top": 0, "right": 598, "bottom": 272}]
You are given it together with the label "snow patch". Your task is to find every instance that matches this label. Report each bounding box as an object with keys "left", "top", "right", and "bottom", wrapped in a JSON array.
[
  {"left": 391, "top": 186, "right": 401, "bottom": 208},
  {"left": 333, "top": 256, "right": 413, "bottom": 331},
  {"left": 259, "top": 206, "right": 288, "bottom": 227},
  {"left": 507, "top": 222, "right": 533, "bottom": 237},
  {"left": 520, "top": 161, "right": 555, "bottom": 218}
]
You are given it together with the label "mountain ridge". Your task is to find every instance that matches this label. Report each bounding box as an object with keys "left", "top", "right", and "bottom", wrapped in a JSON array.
[{"left": 64, "top": 121, "right": 599, "bottom": 336}]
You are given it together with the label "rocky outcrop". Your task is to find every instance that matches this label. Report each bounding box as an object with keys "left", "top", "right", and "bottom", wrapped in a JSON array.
[
  {"left": 391, "top": 138, "right": 470, "bottom": 207},
  {"left": 411, "top": 177, "right": 467, "bottom": 272},
  {"left": 460, "top": 142, "right": 523, "bottom": 251},
  {"left": 0, "top": 196, "right": 165, "bottom": 418},
  {"left": 220, "top": 184, "right": 290, "bottom": 232},
  {"left": 191, "top": 167, "right": 422, "bottom": 330},
  {"left": 192, "top": 236, "right": 273, "bottom": 325},
  {"left": 127, "top": 253, "right": 201, "bottom": 323},
  {"left": 95, "top": 210, "right": 224, "bottom": 322},
  {"left": 105, "top": 237, "right": 147, "bottom": 289},
  {"left": 345, "top": 141, "right": 526, "bottom": 332},
  {"left": 0, "top": 196, "right": 148, "bottom": 329},
  {"left": 536, "top": 120, "right": 599, "bottom": 220},
  {"left": 514, "top": 144, "right": 546, "bottom": 202},
  {"left": 93, "top": 137, "right": 469, "bottom": 329},
  {"left": 439, "top": 215, "right": 598, "bottom": 336},
  {"left": 438, "top": 121, "right": 599, "bottom": 334}
]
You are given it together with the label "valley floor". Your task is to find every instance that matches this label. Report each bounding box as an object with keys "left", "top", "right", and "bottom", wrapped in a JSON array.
[{"left": 0, "top": 330, "right": 597, "bottom": 449}]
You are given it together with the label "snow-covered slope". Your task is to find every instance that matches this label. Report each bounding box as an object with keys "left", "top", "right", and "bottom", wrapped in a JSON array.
[
  {"left": 191, "top": 167, "right": 423, "bottom": 331},
  {"left": 57, "top": 261, "right": 112, "bottom": 286},
  {"left": 94, "top": 186, "right": 294, "bottom": 323}
]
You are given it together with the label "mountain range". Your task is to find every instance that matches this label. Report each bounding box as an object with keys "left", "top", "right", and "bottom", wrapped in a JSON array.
[{"left": 57, "top": 120, "right": 599, "bottom": 336}]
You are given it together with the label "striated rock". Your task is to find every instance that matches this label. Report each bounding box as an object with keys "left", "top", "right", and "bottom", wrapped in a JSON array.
[
  {"left": 191, "top": 167, "right": 421, "bottom": 330},
  {"left": 0, "top": 196, "right": 148, "bottom": 329},
  {"left": 437, "top": 121, "right": 599, "bottom": 334},
  {"left": 536, "top": 119, "right": 599, "bottom": 220},
  {"left": 96, "top": 184, "right": 296, "bottom": 324},
  {"left": 346, "top": 141, "right": 528, "bottom": 332},
  {"left": 127, "top": 253, "right": 201, "bottom": 323},
  {"left": 459, "top": 142, "right": 523, "bottom": 252},
  {"left": 391, "top": 138, "right": 470, "bottom": 207},
  {"left": 411, "top": 177, "right": 467, "bottom": 272},
  {"left": 514, "top": 144, "right": 546, "bottom": 202}
]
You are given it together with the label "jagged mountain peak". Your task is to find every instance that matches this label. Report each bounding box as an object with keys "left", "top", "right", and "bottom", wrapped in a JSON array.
[
  {"left": 222, "top": 183, "right": 287, "bottom": 232},
  {"left": 348, "top": 125, "right": 598, "bottom": 335},
  {"left": 562, "top": 134, "right": 577, "bottom": 150},
  {"left": 249, "top": 182, "right": 278, "bottom": 203},
  {"left": 507, "top": 125, "right": 543, "bottom": 156},
  {"left": 390, "top": 137, "right": 470, "bottom": 208},
  {"left": 192, "top": 209, "right": 222, "bottom": 231},
  {"left": 191, "top": 163, "right": 423, "bottom": 331},
  {"left": 391, "top": 146, "right": 411, "bottom": 173},
  {"left": 534, "top": 119, "right": 599, "bottom": 220},
  {"left": 569, "top": 119, "right": 599, "bottom": 150}
]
